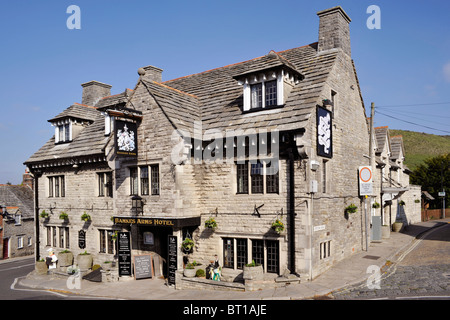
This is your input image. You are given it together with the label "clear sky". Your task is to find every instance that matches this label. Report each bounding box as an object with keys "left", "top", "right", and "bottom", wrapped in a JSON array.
[{"left": 1, "top": 0, "right": 450, "bottom": 184}]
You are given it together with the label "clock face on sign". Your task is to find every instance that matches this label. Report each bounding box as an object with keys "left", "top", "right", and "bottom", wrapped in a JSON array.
[{"left": 317, "top": 106, "right": 332, "bottom": 158}]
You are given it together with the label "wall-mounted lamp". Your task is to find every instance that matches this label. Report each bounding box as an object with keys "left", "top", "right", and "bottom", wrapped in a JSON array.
[
  {"left": 310, "top": 160, "right": 320, "bottom": 171},
  {"left": 131, "top": 195, "right": 144, "bottom": 215}
]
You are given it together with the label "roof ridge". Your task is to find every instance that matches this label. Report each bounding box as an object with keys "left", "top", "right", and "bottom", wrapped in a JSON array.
[
  {"left": 73, "top": 102, "right": 98, "bottom": 110},
  {"left": 163, "top": 42, "right": 318, "bottom": 84}
]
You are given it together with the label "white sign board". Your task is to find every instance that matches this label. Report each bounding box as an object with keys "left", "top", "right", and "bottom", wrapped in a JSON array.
[
  {"left": 313, "top": 225, "right": 326, "bottom": 232},
  {"left": 438, "top": 192, "right": 446, "bottom": 197},
  {"left": 359, "top": 166, "right": 373, "bottom": 196}
]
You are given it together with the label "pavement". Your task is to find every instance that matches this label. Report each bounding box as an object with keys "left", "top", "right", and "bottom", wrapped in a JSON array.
[{"left": 17, "top": 218, "right": 450, "bottom": 300}]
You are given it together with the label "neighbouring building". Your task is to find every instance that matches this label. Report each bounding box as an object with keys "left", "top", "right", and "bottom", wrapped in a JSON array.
[
  {"left": 371, "top": 127, "right": 421, "bottom": 232},
  {"left": 24, "top": 6, "right": 418, "bottom": 288},
  {"left": 0, "top": 171, "right": 35, "bottom": 259}
]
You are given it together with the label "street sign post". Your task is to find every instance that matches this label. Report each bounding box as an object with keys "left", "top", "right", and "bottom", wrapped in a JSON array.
[{"left": 359, "top": 166, "right": 373, "bottom": 196}]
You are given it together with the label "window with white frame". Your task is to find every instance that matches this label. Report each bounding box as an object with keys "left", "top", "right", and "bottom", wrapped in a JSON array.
[
  {"left": 48, "top": 175, "right": 65, "bottom": 198},
  {"left": 17, "top": 236, "right": 24, "bottom": 249},
  {"left": 98, "top": 172, "right": 113, "bottom": 197},
  {"left": 54, "top": 121, "right": 72, "bottom": 143},
  {"left": 247, "top": 77, "right": 281, "bottom": 111},
  {"left": 320, "top": 240, "right": 331, "bottom": 260},
  {"left": 99, "top": 229, "right": 115, "bottom": 254},
  {"left": 235, "top": 67, "right": 301, "bottom": 113}
]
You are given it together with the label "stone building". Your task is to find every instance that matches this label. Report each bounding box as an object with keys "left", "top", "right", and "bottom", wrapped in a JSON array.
[
  {"left": 372, "top": 126, "right": 421, "bottom": 232},
  {"left": 25, "top": 6, "right": 399, "bottom": 286},
  {"left": 0, "top": 172, "right": 35, "bottom": 259}
]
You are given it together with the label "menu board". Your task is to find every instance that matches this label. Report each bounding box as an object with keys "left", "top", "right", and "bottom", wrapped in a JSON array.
[
  {"left": 118, "top": 232, "right": 132, "bottom": 276},
  {"left": 134, "top": 255, "right": 153, "bottom": 280},
  {"left": 168, "top": 235, "right": 177, "bottom": 286}
]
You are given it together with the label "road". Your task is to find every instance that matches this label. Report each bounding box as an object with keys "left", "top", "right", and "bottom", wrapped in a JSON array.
[
  {"left": 331, "top": 222, "right": 450, "bottom": 300},
  {"left": 0, "top": 256, "right": 105, "bottom": 300}
]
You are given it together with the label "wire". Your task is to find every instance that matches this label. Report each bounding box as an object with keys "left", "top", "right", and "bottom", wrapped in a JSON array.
[
  {"left": 376, "top": 111, "right": 450, "bottom": 134},
  {"left": 378, "top": 109, "right": 450, "bottom": 127},
  {"left": 377, "top": 102, "right": 450, "bottom": 108}
]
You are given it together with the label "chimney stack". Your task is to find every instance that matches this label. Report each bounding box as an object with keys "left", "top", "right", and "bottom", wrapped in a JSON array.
[
  {"left": 138, "top": 65, "right": 163, "bottom": 83},
  {"left": 317, "top": 6, "right": 352, "bottom": 57},
  {"left": 81, "top": 80, "right": 112, "bottom": 106},
  {"left": 22, "top": 169, "right": 33, "bottom": 190}
]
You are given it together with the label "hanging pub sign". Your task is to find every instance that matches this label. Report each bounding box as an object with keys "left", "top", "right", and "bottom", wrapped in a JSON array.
[
  {"left": 115, "top": 120, "right": 138, "bottom": 157},
  {"left": 78, "top": 230, "right": 86, "bottom": 249},
  {"left": 317, "top": 106, "right": 332, "bottom": 158}
]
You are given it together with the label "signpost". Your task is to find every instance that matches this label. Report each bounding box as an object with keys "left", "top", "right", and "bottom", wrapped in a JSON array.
[
  {"left": 118, "top": 232, "right": 132, "bottom": 277},
  {"left": 359, "top": 166, "right": 373, "bottom": 251},
  {"left": 358, "top": 166, "right": 373, "bottom": 196},
  {"left": 168, "top": 235, "right": 177, "bottom": 286}
]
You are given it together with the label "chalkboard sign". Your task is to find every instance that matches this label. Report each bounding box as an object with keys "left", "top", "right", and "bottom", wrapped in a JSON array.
[
  {"left": 118, "top": 232, "right": 132, "bottom": 277},
  {"left": 133, "top": 254, "right": 153, "bottom": 280},
  {"left": 167, "top": 235, "right": 177, "bottom": 286},
  {"left": 78, "top": 230, "right": 86, "bottom": 249}
]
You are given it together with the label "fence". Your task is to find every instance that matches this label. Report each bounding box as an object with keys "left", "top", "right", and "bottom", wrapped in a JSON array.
[{"left": 422, "top": 208, "right": 449, "bottom": 221}]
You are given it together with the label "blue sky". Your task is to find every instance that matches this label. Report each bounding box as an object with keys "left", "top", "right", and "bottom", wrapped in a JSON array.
[{"left": 1, "top": 0, "right": 450, "bottom": 184}]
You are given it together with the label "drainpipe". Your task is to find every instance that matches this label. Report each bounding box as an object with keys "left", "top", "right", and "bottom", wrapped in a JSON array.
[
  {"left": 288, "top": 147, "right": 297, "bottom": 275},
  {"left": 31, "top": 169, "right": 42, "bottom": 261}
]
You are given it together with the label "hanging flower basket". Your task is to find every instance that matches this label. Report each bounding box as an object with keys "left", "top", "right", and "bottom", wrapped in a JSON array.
[
  {"left": 271, "top": 219, "right": 285, "bottom": 234},
  {"left": 204, "top": 217, "right": 217, "bottom": 230},
  {"left": 372, "top": 202, "right": 380, "bottom": 209},
  {"left": 399, "top": 200, "right": 406, "bottom": 206},
  {"left": 81, "top": 212, "right": 91, "bottom": 222},
  {"left": 181, "top": 238, "right": 195, "bottom": 253},
  {"left": 59, "top": 212, "right": 69, "bottom": 220},
  {"left": 40, "top": 210, "right": 49, "bottom": 219},
  {"left": 345, "top": 204, "right": 358, "bottom": 214}
]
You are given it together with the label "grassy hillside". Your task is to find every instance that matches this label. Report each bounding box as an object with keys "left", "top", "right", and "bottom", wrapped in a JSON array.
[{"left": 390, "top": 129, "right": 450, "bottom": 170}]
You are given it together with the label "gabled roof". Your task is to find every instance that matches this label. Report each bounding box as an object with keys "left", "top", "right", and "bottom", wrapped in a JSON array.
[
  {"left": 374, "top": 126, "right": 391, "bottom": 154},
  {"left": 48, "top": 103, "right": 99, "bottom": 123},
  {"left": 140, "top": 80, "right": 200, "bottom": 136},
  {"left": 25, "top": 92, "right": 129, "bottom": 165},
  {"left": 390, "top": 135, "right": 405, "bottom": 160},
  {"left": 232, "top": 50, "right": 304, "bottom": 81},
  {"left": 0, "top": 185, "right": 34, "bottom": 218}
]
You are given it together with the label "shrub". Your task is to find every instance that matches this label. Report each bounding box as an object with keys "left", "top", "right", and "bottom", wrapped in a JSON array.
[
  {"left": 92, "top": 264, "right": 101, "bottom": 271},
  {"left": 195, "top": 269, "right": 205, "bottom": 277}
]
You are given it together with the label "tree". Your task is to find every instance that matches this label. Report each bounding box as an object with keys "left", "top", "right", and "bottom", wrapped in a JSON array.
[{"left": 410, "top": 153, "right": 450, "bottom": 209}]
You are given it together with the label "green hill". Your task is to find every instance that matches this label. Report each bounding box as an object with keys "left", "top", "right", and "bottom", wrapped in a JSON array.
[{"left": 390, "top": 129, "right": 450, "bottom": 171}]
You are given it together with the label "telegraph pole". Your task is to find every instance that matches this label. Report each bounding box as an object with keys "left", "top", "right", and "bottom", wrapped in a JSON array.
[{"left": 365, "top": 102, "right": 375, "bottom": 251}]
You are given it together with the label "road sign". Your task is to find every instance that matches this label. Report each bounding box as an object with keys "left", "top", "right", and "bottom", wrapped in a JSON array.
[
  {"left": 438, "top": 192, "right": 446, "bottom": 197},
  {"left": 359, "top": 166, "right": 373, "bottom": 196}
]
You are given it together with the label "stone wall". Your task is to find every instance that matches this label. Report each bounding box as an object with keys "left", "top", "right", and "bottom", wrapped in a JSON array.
[{"left": 37, "top": 163, "right": 116, "bottom": 264}]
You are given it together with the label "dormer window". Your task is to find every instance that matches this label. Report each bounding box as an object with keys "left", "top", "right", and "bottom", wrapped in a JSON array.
[
  {"left": 54, "top": 121, "right": 72, "bottom": 144},
  {"left": 250, "top": 80, "right": 278, "bottom": 110}
]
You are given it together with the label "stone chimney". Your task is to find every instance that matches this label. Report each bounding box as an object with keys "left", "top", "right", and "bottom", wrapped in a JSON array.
[
  {"left": 22, "top": 169, "right": 33, "bottom": 190},
  {"left": 138, "top": 65, "right": 163, "bottom": 83},
  {"left": 317, "top": 6, "right": 352, "bottom": 57},
  {"left": 81, "top": 80, "right": 112, "bottom": 106}
]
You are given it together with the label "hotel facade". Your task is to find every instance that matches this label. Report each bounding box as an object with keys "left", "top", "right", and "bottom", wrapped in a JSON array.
[{"left": 25, "top": 7, "right": 420, "bottom": 288}]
